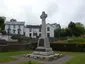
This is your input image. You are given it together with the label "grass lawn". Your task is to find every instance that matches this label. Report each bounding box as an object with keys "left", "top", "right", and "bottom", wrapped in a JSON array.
[
  {"left": 0, "top": 50, "right": 32, "bottom": 63},
  {"left": 57, "top": 51, "right": 85, "bottom": 64},
  {"left": 1, "top": 50, "right": 85, "bottom": 64},
  {"left": 0, "top": 57, "right": 18, "bottom": 63},
  {"left": 20, "top": 60, "right": 40, "bottom": 64}
]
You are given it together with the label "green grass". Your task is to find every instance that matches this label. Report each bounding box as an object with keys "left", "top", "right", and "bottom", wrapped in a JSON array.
[
  {"left": 57, "top": 51, "right": 85, "bottom": 64},
  {"left": 0, "top": 57, "right": 18, "bottom": 63},
  {"left": 21, "top": 60, "right": 40, "bottom": 64},
  {"left": 1, "top": 50, "right": 85, "bottom": 64},
  {"left": 0, "top": 50, "right": 32, "bottom": 57},
  {"left": 0, "top": 50, "right": 32, "bottom": 63}
]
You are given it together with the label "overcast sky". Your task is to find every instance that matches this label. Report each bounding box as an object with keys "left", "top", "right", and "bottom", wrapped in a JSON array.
[{"left": 0, "top": 0, "right": 85, "bottom": 28}]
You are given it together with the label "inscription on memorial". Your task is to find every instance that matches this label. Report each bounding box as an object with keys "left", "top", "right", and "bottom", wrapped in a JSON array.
[{"left": 39, "top": 39, "right": 44, "bottom": 46}]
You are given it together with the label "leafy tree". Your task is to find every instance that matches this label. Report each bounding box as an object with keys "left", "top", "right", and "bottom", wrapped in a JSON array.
[
  {"left": 68, "top": 21, "right": 76, "bottom": 36},
  {"left": 54, "top": 24, "right": 61, "bottom": 40},
  {"left": 75, "top": 22, "right": 85, "bottom": 36},
  {"left": 54, "top": 28, "right": 61, "bottom": 40},
  {"left": 68, "top": 21, "right": 85, "bottom": 36},
  {"left": 65, "top": 28, "right": 72, "bottom": 36},
  {"left": 60, "top": 28, "right": 66, "bottom": 37},
  {"left": 0, "top": 17, "right": 5, "bottom": 30}
]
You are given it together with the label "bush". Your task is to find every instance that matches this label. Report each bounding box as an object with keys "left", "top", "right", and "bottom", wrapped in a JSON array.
[
  {"left": 0, "top": 30, "right": 6, "bottom": 35},
  {"left": 11, "top": 35, "right": 30, "bottom": 42},
  {"left": 68, "top": 37, "right": 85, "bottom": 44}
]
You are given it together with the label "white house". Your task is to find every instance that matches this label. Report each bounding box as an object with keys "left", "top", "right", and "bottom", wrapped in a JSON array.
[
  {"left": 5, "top": 19, "right": 60, "bottom": 38},
  {"left": 24, "top": 23, "right": 60, "bottom": 38},
  {"left": 5, "top": 19, "right": 25, "bottom": 35}
]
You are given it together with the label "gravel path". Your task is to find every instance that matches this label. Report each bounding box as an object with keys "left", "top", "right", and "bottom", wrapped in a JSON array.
[{"left": 2, "top": 55, "right": 72, "bottom": 64}]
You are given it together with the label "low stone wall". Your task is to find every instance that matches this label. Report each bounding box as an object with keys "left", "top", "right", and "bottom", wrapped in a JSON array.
[
  {"left": 1, "top": 40, "right": 85, "bottom": 52},
  {"left": 0, "top": 44, "right": 32, "bottom": 52},
  {"left": 0, "top": 39, "right": 31, "bottom": 52}
]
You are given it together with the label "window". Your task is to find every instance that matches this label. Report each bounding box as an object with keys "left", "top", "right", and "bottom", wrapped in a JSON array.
[
  {"left": 47, "top": 33, "right": 50, "bottom": 37},
  {"left": 13, "top": 24, "right": 15, "bottom": 28},
  {"left": 24, "top": 32, "right": 25, "bottom": 36},
  {"left": 7, "top": 28, "right": 11, "bottom": 34},
  {"left": 47, "top": 27, "right": 50, "bottom": 31},
  {"left": 29, "top": 28, "right": 32, "bottom": 32},
  {"left": 8, "top": 24, "right": 10, "bottom": 28},
  {"left": 18, "top": 29, "right": 21, "bottom": 35},
  {"left": 18, "top": 25, "right": 20, "bottom": 29},
  {"left": 39, "top": 28, "right": 41, "bottom": 32},
  {"left": 13, "top": 30, "right": 16, "bottom": 34},
  {"left": 33, "top": 33, "right": 37, "bottom": 36},
  {"left": 39, "top": 33, "right": 41, "bottom": 37}
]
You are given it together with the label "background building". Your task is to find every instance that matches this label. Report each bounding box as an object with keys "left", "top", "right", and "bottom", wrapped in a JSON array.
[
  {"left": 5, "top": 19, "right": 60, "bottom": 38},
  {"left": 5, "top": 19, "right": 25, "bottom": 35}
]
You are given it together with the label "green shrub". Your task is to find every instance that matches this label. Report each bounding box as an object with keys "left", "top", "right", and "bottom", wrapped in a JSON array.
[
  {"left": 0, "top": 30, "right": 6, "bottom": 35},
  {"left": 68, "top": 37, "right": 85, "bottom": 44},
  {"left": 11, "top": 35, "right": 30, "bottom": 42}
]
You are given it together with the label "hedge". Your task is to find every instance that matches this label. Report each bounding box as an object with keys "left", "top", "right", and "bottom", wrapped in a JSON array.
[{"left": 1, "top": 43, "right": 85, "bottom": 52}]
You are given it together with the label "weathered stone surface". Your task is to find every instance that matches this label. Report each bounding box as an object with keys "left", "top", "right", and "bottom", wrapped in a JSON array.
[{"left": 32, "top": 11, "right": 54, "bottom": 56}]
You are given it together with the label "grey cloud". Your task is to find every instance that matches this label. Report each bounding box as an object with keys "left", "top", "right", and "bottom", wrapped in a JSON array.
[
  {"left": 1, "top": 0, "right": 85, "bottom": 28},
  {"left": 46, "top": 2, "right": 58, "bottom": 17},
  {"left": 70, "top": 0, "right": 85, "bottom": 24}
]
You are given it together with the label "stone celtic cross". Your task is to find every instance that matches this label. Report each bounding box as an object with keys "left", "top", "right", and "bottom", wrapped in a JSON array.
[{"left": 40, "top": 11, "right": 47, "bottom": 21}]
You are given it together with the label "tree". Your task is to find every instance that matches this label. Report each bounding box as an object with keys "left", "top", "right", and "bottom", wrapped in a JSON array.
[
  {"left": 54, "top": 24, "right": 61, "bottom": 40},
  {"left": 54, "top": 28, "right": 61, "bottom": 39},
  {"left": 68, "top": 21, "right": 76, "bottom": 36},
  {"left": 75, "top": 22, "right": 85, "bottom": 36},
  {"left": 68, "top": 21, "right": 85, "bottom": 37},
  {"left": 0, "top": 17, "right": 6, "bottom": 34},
  {"left": 65, "top": 28, "right": 72, "bottom": 36},
  {"left": 0, "top": 17, "right": 5, "bottom": 30},
  {"left": 60, "top": 28, "right": 66, "bottom": 37}
]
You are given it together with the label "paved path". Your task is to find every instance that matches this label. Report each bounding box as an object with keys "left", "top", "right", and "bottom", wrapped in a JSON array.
[{"left": 2, "top": 55, "right": 72, "bottom": 64}]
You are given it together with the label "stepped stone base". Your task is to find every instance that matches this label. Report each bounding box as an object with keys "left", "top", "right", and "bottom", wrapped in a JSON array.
[
  {"left": 33, "top": 47, "right": 55, "bottom": 56},
  {"left": 25, "top": 53, "right": 63, "bottom": 61}
]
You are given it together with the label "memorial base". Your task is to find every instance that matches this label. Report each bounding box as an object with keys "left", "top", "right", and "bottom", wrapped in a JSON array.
[{"left": 25, "top": 53, "right": 63, "bottom": 61}]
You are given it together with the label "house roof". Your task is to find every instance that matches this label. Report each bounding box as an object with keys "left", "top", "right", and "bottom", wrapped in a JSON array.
[
  {"left": 26, "top": 23, "right": 60, "bottom": 29},
  {"left": 5, "top": 21, "right": 25, "bottom": 25},
  {"left": 26, "top": 25, "right": 41, "bottom": 28}
]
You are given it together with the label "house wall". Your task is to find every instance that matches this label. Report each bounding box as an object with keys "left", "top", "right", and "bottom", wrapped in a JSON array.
[
  {"left": 5, "top": 21, "right": 25, "bottom": 35},
  {"left": 46, "top": 24, "right": 55, "bottom": 37},
  {"left": 25, "top": 24, "right": 55, "bottom": 38},
  {"left": 5, "top": 20, "right": 60, "bottom": 38},
  {"left": 24, "top": 28, "right": 41, "bottom": 38}
]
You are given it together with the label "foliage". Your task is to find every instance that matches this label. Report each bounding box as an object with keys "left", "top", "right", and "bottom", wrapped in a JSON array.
[
  {"left": 0, "top": 17, "right": 4, "bottom": 27},
  {"left": 65, "top": 28, "right": 72, "bottom": 36},
  {"left": 0, "top": 30, "right": 6, "bottom": 35},
  {"left": 54, "top": 21, "right": 85, "bottom": 38},
  {"left": 11, "top": 35, "right": 30, "bottom": 42},
  {"left": 68, "top": 37, "right": 85, "bottom": 44},
  {"left": 0, "top": 17, "right": 5, "bottom": 30},
  {"left": 68, "top": 21, "right": 75, "bottom": 35},
  {"left": 54, "top": 28, "right": 61, "bottom": 40},
  {"left": 68, "top": 21, "right": 85, "bottom": 36}
]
